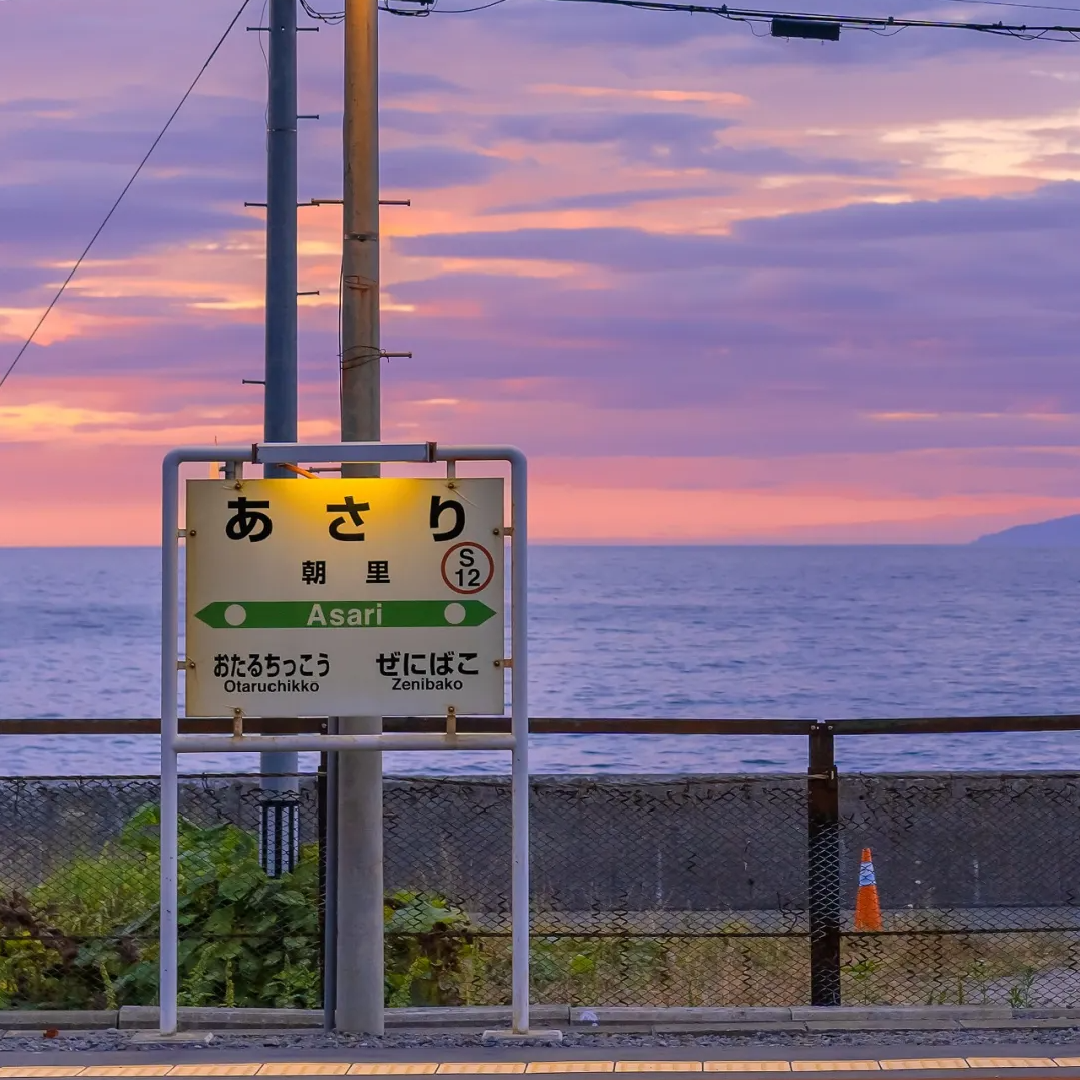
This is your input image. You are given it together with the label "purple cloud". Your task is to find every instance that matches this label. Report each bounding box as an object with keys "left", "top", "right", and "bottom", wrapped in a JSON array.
[
  {"left": 380, "top": 70, "right": 467, "bottom": 97},
  {"left": 381, "top": 145, "right": 503, "bottom": 188},
  {"left": 483, "top": 184, "right": 734, "bottom": 213},
  {"left": 381, "top": 180, "right": 1080, "bottom": 444}
]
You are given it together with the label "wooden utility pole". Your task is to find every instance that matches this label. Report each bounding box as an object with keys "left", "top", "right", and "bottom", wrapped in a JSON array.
[{"left": 334, "top": 0, "right": 385, "bottom": 1035}]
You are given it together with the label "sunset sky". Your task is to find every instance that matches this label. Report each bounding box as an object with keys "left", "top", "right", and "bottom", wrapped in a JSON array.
[{"left": 3, "top": 0, "right": 1080, "bottom": 544}]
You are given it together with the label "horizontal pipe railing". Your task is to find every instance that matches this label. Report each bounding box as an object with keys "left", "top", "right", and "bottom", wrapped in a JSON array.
[
  {"left": 4, "top": 714, "right": 1080, "bottom": 1011},
  {"left": 4, "top": 715, "right": 1080, "bottom": 735}
]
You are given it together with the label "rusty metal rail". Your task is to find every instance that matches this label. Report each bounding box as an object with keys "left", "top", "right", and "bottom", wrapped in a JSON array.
[
  {"left": 5, "top": 714, "right": 1080, "bottom": 735},
  {"left": 5, "top": 713, "right": 1080, "bottom": 1009}
]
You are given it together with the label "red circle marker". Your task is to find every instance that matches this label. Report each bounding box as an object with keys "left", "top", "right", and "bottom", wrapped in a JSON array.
[{"left": 441, "top": 541, "right": 495, "bottom": 595}]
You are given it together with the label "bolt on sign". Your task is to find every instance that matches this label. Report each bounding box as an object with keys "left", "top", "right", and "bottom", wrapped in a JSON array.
[{"left": 184, "top": 477, "right": 505, "bottom": 717}]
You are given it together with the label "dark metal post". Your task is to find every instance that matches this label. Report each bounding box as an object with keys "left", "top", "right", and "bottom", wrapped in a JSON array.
[
  {"left": 808, "top": 721, "right": 841, "bottom": 1006},
  {"left": 264, "top": 0, "right": 297, "bottom": 447},
  {"left": 259, "top": 0, "right": 301, "bottom": 871},
  {"left": 317, "top": 749, "right": 328, "bottom": 1020},
  {"left": 322, "top": 716, "right": 339, "bottom": 1028}
]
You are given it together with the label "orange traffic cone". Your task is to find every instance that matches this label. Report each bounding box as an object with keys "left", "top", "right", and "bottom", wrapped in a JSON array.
[{"left": 854, "top": 847, "right": 883, "bottom": 931}]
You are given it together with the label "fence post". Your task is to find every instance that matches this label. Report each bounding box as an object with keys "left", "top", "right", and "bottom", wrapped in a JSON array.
[
  {"left": 321, "top": 718, "right": 339, "bottom": 1030},
  {"left": 808, "top": 721, "right": 841, "bottom": 1006},
  {"left": 317, "top": 749, "right": 329, "bottom": 1026}
]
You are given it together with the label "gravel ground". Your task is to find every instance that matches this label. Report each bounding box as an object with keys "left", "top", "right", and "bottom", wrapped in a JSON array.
[{"left": 7, "top": 1027, "right": 1080, "bottom": 1054}]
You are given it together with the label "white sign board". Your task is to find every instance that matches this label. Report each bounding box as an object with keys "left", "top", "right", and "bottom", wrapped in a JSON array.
[{"left": 184, "top": 477, "right": 505, "bottom": 717}]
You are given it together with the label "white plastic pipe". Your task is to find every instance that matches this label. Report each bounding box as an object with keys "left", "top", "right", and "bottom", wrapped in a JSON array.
[
  {"left": 509, "top": 450, "right": 530, "bottom": 1035},
  {"left": 436, "top": 447, "right": 530, "bottom": 1034},
  {"left": 173, "top": 733, "right": 515, "bottom": 753}
]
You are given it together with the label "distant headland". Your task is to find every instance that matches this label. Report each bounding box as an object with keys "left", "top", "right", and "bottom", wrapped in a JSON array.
[{"left": 974, "top": 514, "right": 1080, "bottom": 546}]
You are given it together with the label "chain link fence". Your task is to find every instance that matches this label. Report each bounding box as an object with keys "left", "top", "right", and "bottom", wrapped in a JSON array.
[
  {"left": 384, "top": 776, "right": 808, "bottom": 1008},
  {"left": 3, "top": 742, "right": 1080, "bottom": 1010},
  {"left": 836, "top": 772, "right": 1080, "bottom": 1008},
  {"left": 0, "top": 775, "right": 321, "bottom": 1011}
]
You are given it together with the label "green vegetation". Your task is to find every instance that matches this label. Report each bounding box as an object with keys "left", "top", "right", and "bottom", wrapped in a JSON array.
[
  {"left": 2, "top": 807, "right": 1077, "bottom": 1010},
  {"left": 0, "top": 804, "right": 477, "bottom": 1010},
  {"left": 841, "top": 935, "right": 1070, "bottom": 1008}
]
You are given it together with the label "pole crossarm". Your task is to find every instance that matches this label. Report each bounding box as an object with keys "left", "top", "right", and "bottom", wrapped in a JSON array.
[{"left": 257, "top": 440, "right": 437, "bottom": 464}]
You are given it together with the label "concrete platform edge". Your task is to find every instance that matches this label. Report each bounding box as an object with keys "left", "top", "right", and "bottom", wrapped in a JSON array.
[{"left": 3, "top": 1005, "right": 1080, "bottom": 1033}]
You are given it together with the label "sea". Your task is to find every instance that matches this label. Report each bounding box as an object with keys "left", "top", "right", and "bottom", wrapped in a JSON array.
[{"left": 2, "top": 544, "right": 1080, "bottom": 777}]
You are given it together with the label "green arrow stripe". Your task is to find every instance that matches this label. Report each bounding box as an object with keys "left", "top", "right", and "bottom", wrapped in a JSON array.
[{"left": 194, "top": 599, "right": 496, "bottom": 630}]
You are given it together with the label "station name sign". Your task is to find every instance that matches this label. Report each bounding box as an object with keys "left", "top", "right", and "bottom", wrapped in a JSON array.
[{"left": 184, "top": 477, "right": 505, "bottom": 717}]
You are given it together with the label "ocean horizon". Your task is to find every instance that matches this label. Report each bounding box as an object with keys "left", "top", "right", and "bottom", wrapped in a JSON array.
[{"left": 3, "top": 543, "right": 1080, "bottom": 777}]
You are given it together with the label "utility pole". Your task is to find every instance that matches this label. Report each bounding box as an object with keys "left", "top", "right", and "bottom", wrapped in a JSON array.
[
  {"left": 260, "top": 0, "right": 301, "bottom": 865},
  {"left": 334, "top": 0, "right": 385, "bottom": 1034}
]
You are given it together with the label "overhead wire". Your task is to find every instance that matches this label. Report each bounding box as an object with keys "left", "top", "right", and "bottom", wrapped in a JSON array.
[
  {"left": 376, "top": 0, "right": 1080, "bottom": 25},
  {"left": 425, "top": 0, "right": 512, "bottom": 12},
  {"left": 935, "top": 0, "right": 1080, "bottom": 13},
  {"left": 0, "top": 0, "right": 254, "bottom": 393},
  {"left": 378, "top": 0, "right": 509, "bottom": 15},
  {"left": 300, "top": 0, "right": 345, "bottom": 22},
  {"left": 4, "top": 0, "right": 1078, "bottom": 395},
  {"left": 552, "top": 0, "right": 1080, "bottom": 39}
]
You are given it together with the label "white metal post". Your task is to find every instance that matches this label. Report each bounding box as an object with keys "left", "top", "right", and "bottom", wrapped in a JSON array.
[
  {"left": 509, "top": 450, "right": 530, "bottom": 1034},
  {"left": 159, "top": 452, "right": 180, "bottom": 1036},
  {"left": 159, "top": 446, "right": 250, "bottom": 1036},
  {"left": 435, "top": 445, "right": 530, "bottom": 1033},
  {"left": 160, "top": 443, "right": 531, "bottom": 1036}
]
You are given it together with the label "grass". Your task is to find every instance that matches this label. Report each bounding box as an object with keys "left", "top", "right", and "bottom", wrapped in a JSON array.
[{"left": 3, "top": 809, "right": 1080, "bottom": 1009}]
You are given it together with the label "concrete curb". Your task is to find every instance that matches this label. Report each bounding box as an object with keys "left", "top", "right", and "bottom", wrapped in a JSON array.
[
  {"left": 0, "top": 1011, "right": 120, "bottom": 1031},
  {"left": 2, "top": 1005, "right": 1080, "bottom": 1033}
]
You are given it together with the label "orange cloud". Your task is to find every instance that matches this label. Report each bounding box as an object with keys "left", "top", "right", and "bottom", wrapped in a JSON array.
[{"left": 530, "top": 84, "right": 750, "bottom": 106}]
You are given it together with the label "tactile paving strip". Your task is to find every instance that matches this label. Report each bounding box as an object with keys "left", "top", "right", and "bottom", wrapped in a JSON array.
[
  {"left": 257, "top": 1066, "right": 351, "bottom": 1075},
  {"left": 8, "top": 1056, "right": 1080, "bottom": 1078},
  {"left": 704, "top": 1065, "right": 791, "bottom": 1073},
  {"left": 349, "top": 1068, "right": 440, "bottom": 1076},
  {"left": 525, "top": 1066, "right": 616, "bottom": 1074},
  {"left": 877, "top": 1063, "right": 969, "bottom": 1071},
  {"left": 791, "top": 1064, "right": 880, "bottom": 1073},
  {"left": 169, "top": 1068, "right": 261, "bottom": 1077},
  {"left": 964, "top": 1060, "right": 1056, "bottom": 1070},
  {"left": 435, "top": 1068, "right": 526, "bottom": 1076},
  {"left": 614, "top": 1065, "right": 703, "bottom": 1074}
]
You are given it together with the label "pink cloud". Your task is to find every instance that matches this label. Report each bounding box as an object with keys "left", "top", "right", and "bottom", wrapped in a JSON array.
[{"left": 4, "top": 0, "right": 1080, "bottom": 543}]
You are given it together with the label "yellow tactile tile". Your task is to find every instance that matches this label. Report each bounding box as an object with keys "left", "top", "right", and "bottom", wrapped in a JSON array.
[
  {"left": 348, "top": 1067, "right": 440, "bottom": 1076},
  {"left": 613, "top": 1065, "right": 703, "bottom": 1074},
  {"left": 256, "top": 1066, "right": 351, "bottom": 1076},
  {"left": 435, "top": 1068, "right": 526, "bottom": 1076},
  {"left": 791, "top": 1063, "right": 880, "bottom": 1073},
  {"left": 526, "top": 1066, "right": 615, "bottom": 1074},
  {"left": 705, "top": 1064, "right": 792, "bottom": 1073},
  {"left": 169, "top": 1067, "right": 262, "bottom": 1077},
  {"left": 0, "top": 1070, "right": 87, "bottom": 1078},
  {"left": 966, "top": 1060, "right": 1057, "bottom": 1070},
  {"left": 82, "top": 1069, "right": 174, "bottom": 1077},
  {"left": 877, "top": 1061, "right": 969, "bottom": 1071}
]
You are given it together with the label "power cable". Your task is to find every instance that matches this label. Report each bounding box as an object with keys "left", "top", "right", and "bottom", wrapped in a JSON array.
[
  {"left": 296, "top": 0, "right": 1080, "bottom": 28},
  {"left": 555, "top": 0, "right": 1080, "bottom": 38},
  {"left": 936, "top": 0, "right": 1080, "bottom": 13},
  {"left": 426, "top": 0, "right": 511, "bottom": 12},
  {"left": 0, "top": 0, "right": 253, "bottom": 392},
  {"left": 300, "top": 0, "right": 345, "bottom": 23}
]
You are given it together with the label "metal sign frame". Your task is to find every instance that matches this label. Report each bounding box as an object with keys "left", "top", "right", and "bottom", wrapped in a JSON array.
[{"left": 160, "top": 442, "right": 529, "bottom": 1035}]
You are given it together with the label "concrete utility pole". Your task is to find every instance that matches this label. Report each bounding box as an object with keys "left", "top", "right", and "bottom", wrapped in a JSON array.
[
  {"left": 335, "top": 0, "right": 385, "bottom": 1035},
  {"left": 261, "top": 0, "right": 301, "bottom": 856}
]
